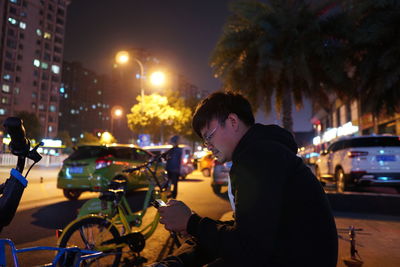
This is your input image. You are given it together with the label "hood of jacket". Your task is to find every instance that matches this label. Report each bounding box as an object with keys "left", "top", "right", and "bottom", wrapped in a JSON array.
[{"left": 233, "top": 123, "right": 298, "bottom": 161}]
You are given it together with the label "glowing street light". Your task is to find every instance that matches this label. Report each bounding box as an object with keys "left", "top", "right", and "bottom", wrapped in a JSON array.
[
  {"left": 110, "top": 106, "right": 123, "bottom": 135},
  {"left": 150, "top": 71, "right": 166, "bottom": 87},
  {"left": 115, "top": 50, "right": 145, "bottom": 108},
  {"left": 115, "top": 51, "right": 130, "bottom": 64}
]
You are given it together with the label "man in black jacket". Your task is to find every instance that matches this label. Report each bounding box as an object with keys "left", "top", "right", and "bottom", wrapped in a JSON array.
[{"left": 149, "top": 92, "right": 338, "bottom": 267}]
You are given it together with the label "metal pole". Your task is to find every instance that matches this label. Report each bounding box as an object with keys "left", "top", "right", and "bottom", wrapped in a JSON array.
[{"left": 133, "top": 58, "right": 145, "bottom": 110}]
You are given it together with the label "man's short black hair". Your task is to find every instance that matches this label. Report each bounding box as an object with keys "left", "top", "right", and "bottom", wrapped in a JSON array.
[{"left": 192, "top": 91, "right": 255, "bottom": 138}]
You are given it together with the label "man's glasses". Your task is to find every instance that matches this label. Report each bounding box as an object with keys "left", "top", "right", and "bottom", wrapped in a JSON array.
[{"left": 203, "top": 124, "right": 218, "bottom": 147}]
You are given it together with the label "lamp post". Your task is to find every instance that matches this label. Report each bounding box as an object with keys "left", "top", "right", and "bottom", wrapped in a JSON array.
[
  {"left": 115, "top": 51, "right": 145, "bottom": 110},
  {"left": 110, "top": 106, "right": 123, "bottom": 135}
]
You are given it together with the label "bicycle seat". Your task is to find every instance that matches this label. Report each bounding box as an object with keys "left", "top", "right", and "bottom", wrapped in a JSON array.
[
  {"left": 99, "top": 189, "right": 124, "bottom": 202},
  {"left": 108, "top": 176, "right": 127, "bottom": 190}
]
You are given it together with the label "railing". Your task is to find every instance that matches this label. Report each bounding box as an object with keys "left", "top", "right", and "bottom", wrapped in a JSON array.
[{"left": 0, "top": 153, "right": 68, "bottom": 167}]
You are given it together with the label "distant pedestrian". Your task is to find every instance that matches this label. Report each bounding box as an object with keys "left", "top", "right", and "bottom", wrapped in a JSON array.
[{"left": 166, "top": 135, "right": 182, "bottom": 199}]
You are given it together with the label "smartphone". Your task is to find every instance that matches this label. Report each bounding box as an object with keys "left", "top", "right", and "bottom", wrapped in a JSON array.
[{"left": 151, "top": 199, "right": 167, "bottom": 208}]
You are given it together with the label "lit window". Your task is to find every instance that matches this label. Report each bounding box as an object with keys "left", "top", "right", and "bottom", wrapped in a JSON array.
[
  {"left": 44, "top": 32, "right": 51, "bottom": 39},
  {"left": 19, "top": 22, "right": 26, "bottom": 29},
  {"left": 99, "top": 112, "right": 102, "bottom": 115},
  {"left": 97, "top": 90, "right": 102, "bottom": 95},
  {"left": 1, "top": 97, "right": 8, "bottom": 104},
  {"left": 70, "top": 109, "right": 75, "bottom": 114},
  {"left": 8, "top": 17, "right": 17, "bottom": 25},
  {"left": 14, "top": 87, "right": 19, "bottom": 94},
  {"left": 97, "top": 102, "right": 101, "bottom": 107},
  {"left": 39, "top": 104, "right": 44, "bottom": 110},
  {"left": 10, "top": 0, "right": 18, "bottom": 3},
  {"left": 48, "top": 126, "right": 53, "bottom": 133},
  {"left": 33, "top": 59, "right": 40, "bottom": 67},
  {"left": 0, "top": 109, "right": 6, "bottom": 115},
  {"left": 41, "top": 62, "right": 48, "bottom": 69},
  {"left": 36, "top": 29, "right": 42, "bottom": 36},
  {"left": 94, "top": 79, "right": 97, "bottom": 83},
  {"left": 50, "top": 105, "right": 56, "bottom": 112},
  {"left": 79, "top": 106, "right": 83, "bottom": 110},
  {"left": 3, "top": 74, "right": 11, "bottom": 80},
  {"left": 2, "top": 84, "right": 10, "bottom": 93},
  {"left": 59, "top": 87, "right": 65, "bottom": 93},
  {"left": 64, "top": 94, "right": 68, "bottom": 98},
  {"left": 92, "top": 105, "right": 96, "bottom": 109},
  {"left": 51, "top": 65, "right": 60, "bottom": 74}
]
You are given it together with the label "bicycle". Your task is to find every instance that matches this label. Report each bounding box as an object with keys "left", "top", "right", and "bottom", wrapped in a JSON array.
[
  {"left": 57, "top": 153, "right": 181, "bottom": 266},
  {"left": 0, "top": 117, "right": 103, "bottom": 266}
]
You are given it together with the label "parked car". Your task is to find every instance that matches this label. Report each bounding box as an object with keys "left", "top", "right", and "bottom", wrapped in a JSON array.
[
  {"left": 211, "top": 160, "right": 231, "bottom": 194},
  {"left": 315, "top": 135, "right": 400, "bottom": 192},
  {"left": 57, "top": 144, "right": 155, "bottom": 200},
  {"left": 198, "top": 152, "right": 214, "bottom": 177},
  {"left": 142, "top": 144, "right": 194, "bottom": 179}
]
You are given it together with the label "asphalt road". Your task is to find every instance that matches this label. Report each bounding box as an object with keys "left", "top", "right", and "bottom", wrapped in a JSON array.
[
  {"left": 0, "top": 167, "right": 231, "bottom": 266},
  {"left": 1, "top": 165, "right": 399, "bottom": 266}
]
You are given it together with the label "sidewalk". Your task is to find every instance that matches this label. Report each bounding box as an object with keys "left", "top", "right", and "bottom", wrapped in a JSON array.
[{"left": 220, "top": 211, "right": 400, "bottom": 267}]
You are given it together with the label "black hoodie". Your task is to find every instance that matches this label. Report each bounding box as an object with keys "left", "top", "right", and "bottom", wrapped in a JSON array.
[{"left": 187, "top": 124, "right": 338, "bottom": 267}]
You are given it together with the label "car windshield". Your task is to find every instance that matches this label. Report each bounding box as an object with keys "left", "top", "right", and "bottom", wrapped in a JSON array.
[
  {"left": 349, "top": 137, "right": 400, "bottom": 147},
  {"left": 67, "top": 146, "right": 109, "bottom": 160}
]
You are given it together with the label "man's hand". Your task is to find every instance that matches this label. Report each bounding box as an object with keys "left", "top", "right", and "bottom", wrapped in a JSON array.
[{"left": 158, "top": 199, "right": 192, "bottom": 232}]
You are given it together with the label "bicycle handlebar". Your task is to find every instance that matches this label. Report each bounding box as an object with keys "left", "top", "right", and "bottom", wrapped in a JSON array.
[
  {"left": 0, "top": 117, "right": 42, "bottom": 232},
  {"left": 3, "top": 117, "right": 30, "bottom": 157},
  {"left": 122, "top": 148, "right": 171, "bottom": 174}
]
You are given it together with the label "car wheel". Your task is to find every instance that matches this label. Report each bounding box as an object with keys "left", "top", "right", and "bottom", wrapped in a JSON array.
[
  {"left": 335, "top": 168, "right": 347, "bottom": 193},
  {"left": 202, "top": 168, "right": 211, "bottom": 177},
  {"left": 63, "top": 189, "right": 82, "bottom": 200},
  {"left": 212, "top": 184, "right": 221, "bottom": 194}
]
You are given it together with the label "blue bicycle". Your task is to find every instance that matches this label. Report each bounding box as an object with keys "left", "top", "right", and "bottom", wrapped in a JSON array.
[{"left": 0, "top": 117, "right": 102, "bottom": 266}]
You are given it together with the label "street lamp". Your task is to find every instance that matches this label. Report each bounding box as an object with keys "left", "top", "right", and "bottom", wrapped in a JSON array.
[
  {"left": 115, "top": 51, "right": 145, "bottom": 108},
  {"left": 115, "top": 51, "right": 166, "bottom": 108},
  {"left": 110, "top": 106, "right": 123, "bottom": 135}
]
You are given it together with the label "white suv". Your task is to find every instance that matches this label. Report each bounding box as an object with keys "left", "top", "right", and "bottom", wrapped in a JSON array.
[{"left": 315, "top": 135, "right": 400, "bottom": 192}]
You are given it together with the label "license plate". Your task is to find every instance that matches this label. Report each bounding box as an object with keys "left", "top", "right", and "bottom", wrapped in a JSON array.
[
  {"left": 69, "top": 167, "right": 83, "bottom": 174},
  {"left": 375, "top": 155, "right": 396, "bottom": 162}
]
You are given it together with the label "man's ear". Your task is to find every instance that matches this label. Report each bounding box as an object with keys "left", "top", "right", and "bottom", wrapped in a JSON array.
[{"left": 227, "top": 113, "right": 240, "bottom": 131}]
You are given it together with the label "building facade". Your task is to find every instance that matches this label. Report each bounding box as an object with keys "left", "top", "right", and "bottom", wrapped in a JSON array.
[
  {"left": 59, "top": 61, "right": 112, "bottom": 141},
  {"left": 311, "top": 97, "right": 400, "bottom": 151},
  {"left": 0, "top": 0, "right": 70, "bottom": 138}
]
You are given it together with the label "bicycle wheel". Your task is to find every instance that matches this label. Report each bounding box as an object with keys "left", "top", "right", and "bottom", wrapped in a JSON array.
[{"left": 58, "top": 216, "right": 122, "bottom": 267}]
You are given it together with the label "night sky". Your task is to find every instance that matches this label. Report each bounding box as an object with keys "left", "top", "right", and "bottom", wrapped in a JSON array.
[{"left": 63, "top": 0, "right": 312, "bottom": 131}]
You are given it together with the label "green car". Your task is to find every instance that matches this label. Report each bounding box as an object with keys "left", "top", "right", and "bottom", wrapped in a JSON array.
[{"left": 57, "top": 144, "right": 158, "bottom": 200}]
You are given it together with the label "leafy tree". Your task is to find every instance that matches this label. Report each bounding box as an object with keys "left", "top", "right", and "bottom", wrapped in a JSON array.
[
  {"left": 77, "top": 132, "right": 100, "bottom": 146},
  {"left": 210, "top": 0, "right": 352, "bottom": 132},
  {"left": 57, "top": 130, "right": 74, "bottom": 154},
  {"left": 15, "top": 111, "right": 42, "bottom": 141},
  {"left": 126, "top": 93, "right": 192, "bottom": 143},
  {"left": 350, "top": 0, "right": 400, "bottom": 115}
]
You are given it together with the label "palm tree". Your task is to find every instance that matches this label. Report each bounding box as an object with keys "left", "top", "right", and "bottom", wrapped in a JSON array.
[
  {"left": 350, "top": 0, "right": 400, "bottom": 115},
  {"left": 210, "top": 0, "right": 352, "bottom": 132}
]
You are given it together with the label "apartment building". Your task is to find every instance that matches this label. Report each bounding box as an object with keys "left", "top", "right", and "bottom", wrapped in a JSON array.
[
  {"left": 59, "top": 61, "right": 112, "bottom": 141},
  {"left": 0, "top": 0, "right": 70, "bottom": 138}
]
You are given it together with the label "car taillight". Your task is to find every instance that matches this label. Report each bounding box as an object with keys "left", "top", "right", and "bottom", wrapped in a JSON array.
[
  {"left": 95, "top": 155, "right": 112, "bottom": 169},
  {"left": 347, "top": 151, "right": 368, "bottom": 158}
]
